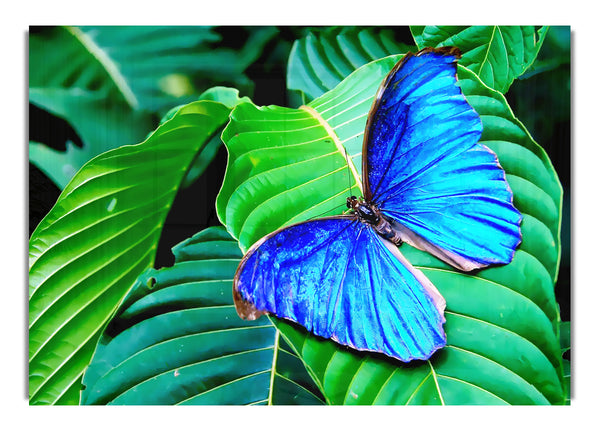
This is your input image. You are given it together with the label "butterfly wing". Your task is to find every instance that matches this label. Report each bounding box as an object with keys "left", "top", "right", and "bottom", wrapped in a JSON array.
[
  {"left": 233, "top": 217, "right": 446, "bottom": 362},
  {"left": 363, "top": 48, "right": 522, "bottom": 271}
]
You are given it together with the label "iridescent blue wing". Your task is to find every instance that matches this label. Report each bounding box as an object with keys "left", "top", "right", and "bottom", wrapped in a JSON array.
[
  {"left": 233, "top": 217, "right": 446, "bottom": 362},
  {"left": 363, "top": 48, "right": 521, "bottom": 271}
]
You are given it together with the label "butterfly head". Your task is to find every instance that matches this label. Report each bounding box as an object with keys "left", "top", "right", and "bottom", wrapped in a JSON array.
[
  {"left": 346, "top": 195, "right": 359, "bottom": 210},
  {"left": 347, "top": 196, "right": 381, "bottom": 225}
]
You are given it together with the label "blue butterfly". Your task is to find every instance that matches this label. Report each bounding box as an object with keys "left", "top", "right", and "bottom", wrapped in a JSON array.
[{"left": 232, "top": 47, "right": 522, "bottom": 362}]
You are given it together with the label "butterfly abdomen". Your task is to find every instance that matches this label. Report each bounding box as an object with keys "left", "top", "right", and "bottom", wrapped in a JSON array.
[{"left": 372, "top": 215, "right": 403, "bottom": 246}]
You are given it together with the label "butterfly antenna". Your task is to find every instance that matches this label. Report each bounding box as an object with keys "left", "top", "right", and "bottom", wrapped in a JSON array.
[
  {"left": 342, "top": 146, "right": 355, "bottom": 215},
  {"left": 303, "top": 144, "right": 356, "bottom": 222},
  {"left": 343, "top": 146, "right": 353, "bottom": 198},
  {"left": 305, "top": 202, "right": 348, "bottom": 221}
]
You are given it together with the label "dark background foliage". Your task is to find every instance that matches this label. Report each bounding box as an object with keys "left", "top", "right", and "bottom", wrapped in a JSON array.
[
  {"left": 505, "top": 26, "right": 571, "bottom": 325},
  {"left": 28, "top": 24, "right": 570, "bottom": 329}
]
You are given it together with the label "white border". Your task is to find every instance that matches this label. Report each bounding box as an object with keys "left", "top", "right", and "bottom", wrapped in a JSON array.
[{"left": 5, "top": 1, "right": 597, "bottom": 429}]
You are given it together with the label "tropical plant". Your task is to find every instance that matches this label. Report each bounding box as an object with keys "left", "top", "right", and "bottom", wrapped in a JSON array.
[{"left": 28, "top": 25, "right": 570, "bottom": 405}]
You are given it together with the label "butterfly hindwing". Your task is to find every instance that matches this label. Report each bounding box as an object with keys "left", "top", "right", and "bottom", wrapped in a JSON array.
[
  {"left": 234, "top": 217, "right": 446, "bottom": 362},
  {"left": 364, "top": 48, "right": 522, "bottom": 270}
]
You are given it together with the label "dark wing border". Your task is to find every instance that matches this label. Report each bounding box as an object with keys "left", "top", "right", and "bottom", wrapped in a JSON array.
[{"left": 361, "top": 46, "right": 462, "bottom": 202}]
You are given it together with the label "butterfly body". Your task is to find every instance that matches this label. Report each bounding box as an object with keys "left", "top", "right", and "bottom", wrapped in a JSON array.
[
  {"left": 347, "top": 195, "right": 403, "bottom": 245},
  {"left": 232, "top": 47, "right": 522, "bottom": 362}
]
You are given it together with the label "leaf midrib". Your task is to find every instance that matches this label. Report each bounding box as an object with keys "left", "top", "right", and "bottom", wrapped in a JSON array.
[
  {"left": 66, "top": 26, "right": 139, "bottom": 109},
  {"left": 301, "top": 105, "right": 362, "bottom": 190},
  {"left": 477, "top": 26, "right": 497, "bottom": 77},
  {"left": 267, "top": 330, "right": 280, "bottom": 405},
  {"left": 274, "top": 323, "right": 330, "bottom": 404}
]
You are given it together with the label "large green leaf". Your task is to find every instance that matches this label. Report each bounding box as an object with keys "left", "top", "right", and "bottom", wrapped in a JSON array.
[
  {"left": 410, "top": 26, "right": 548, "bottom": 93},
  {"left": 29, "top": 26, "right": 277, "bottom": 189},
  {"left": 28, "top": 97, "right": 236, "bottom": 405},
  {"left": 216, "top": 55, "right": 564, "bottom": 404},
  {"left": 287, "top": 27, "right": 415, "bottom": 103},
  {"left": 81, "top": 226, "right": 324, "bottom": 405}
]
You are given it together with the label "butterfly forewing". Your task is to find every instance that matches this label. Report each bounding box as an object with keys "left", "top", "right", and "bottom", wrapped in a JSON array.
[{"left": 363, "top": 48, "right": 522, "bottom": 270}]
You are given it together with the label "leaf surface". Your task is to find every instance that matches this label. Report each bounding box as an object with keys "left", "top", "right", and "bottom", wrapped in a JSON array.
[
  {"left": 81, "top": 227, "right": 324, "bottom": 405},
  {"left": 410, "top": 26, "right": 548, "bottom": 93},
  {"left": 217, "top": 55, "right": 564, "bottom": 404},
  {"left": 30, "top": 26, "right": 275, "bottom": 113},
  {"left": 287, "top": 27, "right": 415, "bottom": 103},
  {"left": 29, "top": 26, "right": 276, "bottom": 189},
  {"left": 29, "top": 98, "right": 234, "bottom": 405}
]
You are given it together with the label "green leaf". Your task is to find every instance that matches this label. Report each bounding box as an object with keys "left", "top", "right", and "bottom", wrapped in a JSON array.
[
  {"left": 28, "top": 99, "right": 233, "bottom": 405},
  {"left": 410, "top": 26, "right": 548, "bottom": 93},
  {"left": 180, "top": 87, "right": 252, "bottom": 188},
  {"left": 518, "top": 26, "right": 570, "bottom": 80},
  {"left": 30, "top": 26, "right": 277, "bottom": 113},
  {"left": 216, "top": 55, "right": 564, "bottom": 404},
  {"left": 29, "top": 26, "right": 277, "bottom": 189},
  {"left": 81, "top": 227, "right": 324, "bottom": 405},
  {"left": 287, "top": 27, "right": 415, "bottom": 103}
]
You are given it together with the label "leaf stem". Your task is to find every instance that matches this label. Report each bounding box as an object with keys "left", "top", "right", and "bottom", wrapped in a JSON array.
[
  {"left": 428, "top": 360, "right": 445, "bottom": 405},
  {"left": 267, "top": 329, "right": 280, "bottom": 405}
]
